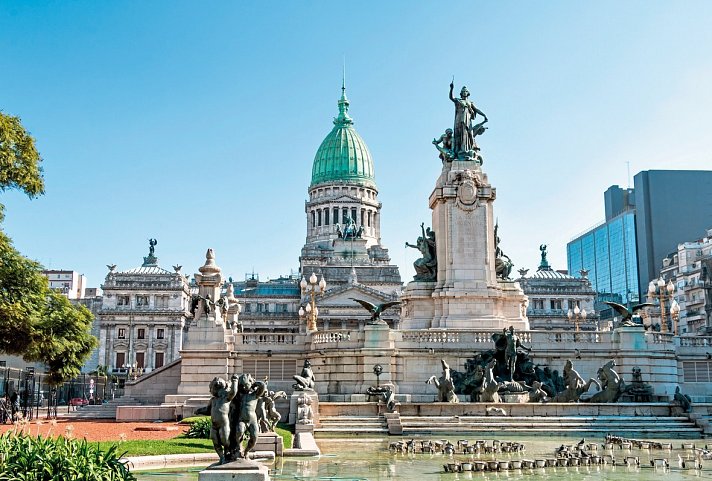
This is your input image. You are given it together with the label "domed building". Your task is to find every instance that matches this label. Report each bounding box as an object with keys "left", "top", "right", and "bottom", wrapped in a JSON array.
[{"left": 299, "top": 83, "right": 402, "bottom": 329}]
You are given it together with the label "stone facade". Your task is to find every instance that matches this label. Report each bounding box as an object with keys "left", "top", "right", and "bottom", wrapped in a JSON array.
[
  {"left": 518, "top": 266, "right": 598, "bottom": 331},
  {"left": 98, "top": 251, "right": 191, "bottom": 378}
]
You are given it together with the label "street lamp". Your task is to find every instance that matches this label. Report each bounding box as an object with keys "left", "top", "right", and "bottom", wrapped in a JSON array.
[
  {"left": 670, "top": 299, "right": 681, "bottom": 336},
  {"left": 567, "top": 304, "right": 587, "bottom": 332},
  {"left": 299, "top": 272, "right": 326, "bottom": 333},
  {"left": 648, "top": 277, "right": 676, "bottom": 333}
]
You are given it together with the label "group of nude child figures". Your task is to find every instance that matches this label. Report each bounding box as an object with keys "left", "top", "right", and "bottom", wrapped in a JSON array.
[{"left": 195, "top": 373, "right": 286, "bottom": 464}]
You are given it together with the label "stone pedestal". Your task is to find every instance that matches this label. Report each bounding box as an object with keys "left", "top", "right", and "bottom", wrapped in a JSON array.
[
  {"left": 288, "top": 391, "right": 319, "bottom": 426},
  {"left": 198, "top": 459, "right": 269, "bottom": 481},
  {"left": 253, "top": 432, "right": 283, "bottom": 456},
  {"left": 401, "top": 161, "right": 529, "bottom": 331}
]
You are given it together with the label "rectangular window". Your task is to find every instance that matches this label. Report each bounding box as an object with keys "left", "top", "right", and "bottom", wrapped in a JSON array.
[
  {"left": 136, "top": 295, "right": 148, "bottom": 307},
  {"left": 351, "top": 208, "right": 357, "bottom": 222},
  {"left": 311, "top": 211, "right": 315, "bottom": 227},
  {"left": 245, "top": 303, "right": 252, "bottom": 313},
  {"left": 683, "top": 361, "right": 711, "bottom": 382},
  {"left": 156, "top": 328, "right": 165, "bottom": 339},
  {"left": 117, "top": 328, "right": 126, "bottom": 339},
  {"left": 550, "top": 300, "right": 562, "bottom": 310},
  {"left": 333, "top": 208, "right": 339, "bottom": 225},
  {"left": 324, "top": 209, "right": 329, "bottom": 225},
  {"left": 135, "top": 352, "right": 145, "bottom": 369},
  {"left": 117, "top": 295, "right": 130, "bottom": 307},
  {"left": 368, "top": 211, "right": 372, "bottom": 227},
  {"left": 154, "top": 352, "right": 164, "bottom": 369},
  {"left": 137, "top": 328, "right": 145, "bottom": 339},
  {"left": 342, "top": 208, "right": 348, "bottom": 224},
  {"left": 115, "top": 352, "right": 125, "bottom": 368},
  {"left": 361, "top": 209, "right": 365, "bottom": 226},
  {"left": 317, "top": 210, "right": 322, "bottom": 226},
  {"left": 242, "top": 359, "right": 299, "bottom": 381}
]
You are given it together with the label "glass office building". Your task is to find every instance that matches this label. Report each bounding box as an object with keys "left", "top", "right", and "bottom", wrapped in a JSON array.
[{"left": 568, "top": 211, "right": 640, "bottom": 317}]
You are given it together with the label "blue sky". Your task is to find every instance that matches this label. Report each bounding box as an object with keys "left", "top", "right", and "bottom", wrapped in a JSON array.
[{"left": 2, "top": 1, "right": 712, "bottom": 289}]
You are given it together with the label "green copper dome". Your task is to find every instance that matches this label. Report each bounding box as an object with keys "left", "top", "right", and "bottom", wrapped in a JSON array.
[{"left": 310, "top": 86, "right": 376, "bottom": 188}]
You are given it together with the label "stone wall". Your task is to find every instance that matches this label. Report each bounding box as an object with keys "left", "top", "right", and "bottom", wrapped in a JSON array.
[{"left": 124, "top": 358, "right": 182, "bottom": 404}]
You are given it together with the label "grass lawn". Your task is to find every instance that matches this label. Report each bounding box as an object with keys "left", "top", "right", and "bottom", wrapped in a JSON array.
[{"left": 97, "top": 423, "right": 293, "bottom": 457}]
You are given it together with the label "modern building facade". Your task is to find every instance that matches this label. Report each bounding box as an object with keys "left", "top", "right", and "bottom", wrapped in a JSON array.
[
  {"left": 659, "top": 228, "right": 712, "bottom": 335},
  {"left": 97, "top": 246, "right": 191, "bottom": 378},
  {"left": 568, "top": 170, "right": 712, "bottom": 319},
  {"left": 634, "top": 170, "right": 712, "bottom": 297},
  {"left": 43, "top": 270, "right": 87, "bottom": 299},
  {"left": 567, "top": 186, "right": 639, "bottom": 318}
]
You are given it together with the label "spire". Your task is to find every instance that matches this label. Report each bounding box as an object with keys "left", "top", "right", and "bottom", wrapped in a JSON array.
[{"left": 335, "top": 63, "right": 352, "bottom": 126}]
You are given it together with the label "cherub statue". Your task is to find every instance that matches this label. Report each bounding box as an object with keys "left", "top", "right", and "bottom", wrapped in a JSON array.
[
  {"left": 194, "top": 375, "right": 239, "bottom": 464},
  {"left": 257, "top": 389, "right": 287, "bottom": 432},
  {"left": 227, "top": 373, "right": 267, "bottom": 460}
]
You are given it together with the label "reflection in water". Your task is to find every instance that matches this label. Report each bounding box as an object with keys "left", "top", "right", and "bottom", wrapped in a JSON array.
[{"left": 135, "top": 436, "right": 709, "bottom": 481}]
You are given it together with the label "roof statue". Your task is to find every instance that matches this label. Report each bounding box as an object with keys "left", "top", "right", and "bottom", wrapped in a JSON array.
[
  {"left": 142, "top": 238, "right": 159, "bottom": 267},
  {"left": 448, "top": 80, "right": 488, "bottom": 162},
  {"left": 538, "top": 244, "right": 550, "bottom": 271}
]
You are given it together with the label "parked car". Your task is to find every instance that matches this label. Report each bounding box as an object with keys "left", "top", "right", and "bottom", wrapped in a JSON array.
[{"left": 69, "top": 398, "right": 88, "bottom": 407}]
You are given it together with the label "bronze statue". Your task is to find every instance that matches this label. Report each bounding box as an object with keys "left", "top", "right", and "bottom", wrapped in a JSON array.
[
  {"left": 433, "top": 128, "right": 454, "bottom": 162},
  {"left": 405, "top": 223, "right": 437, "bottom": 281},
  {"left": 292, "top": 359, "right": 315, "bottom": 391},
  {"left": 504, "top": 326, "right": 530, "bottom": 381},
  {"left": 449, "top": 81, "right": 487, "bottom": 161},
  {"left": 257, "top": 389, "right": 287, "bottom": 432},
  {"left": 195, "top": 375, "right": 239, "bottom": 464},
  {"left": 539, "top": 244, "right": 550, "bottom": 269},
  {"left": 350, "top": 298, "right": 401, "bottom": 325},
  {"left": 426, "top": 359, "right": 459, "bottom": 403},
  {"left": 673, "top": 386, "right": 692, "bottom": 413},
  {"left": 148, "top": 238, "right": 157, "bottom": 256},
  {"left": 604, "top": 301, "right": 653, "bottom": 327},
  {"left": 479, "top": 360, "right": 500, "bottom": 403},
  {"left": 494, "top": 223, "right": 513, "bottom": 280},
  {"left": 552, "top": 360, "right": 598, "bottom": 402},
  {"left": 228, "top": 373, "right": 267, "bottom": 459},
  {"left": 587, "top": 360, "right": 624, "bottom": 403}
]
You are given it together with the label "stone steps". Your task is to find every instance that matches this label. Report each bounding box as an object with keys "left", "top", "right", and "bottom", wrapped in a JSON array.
[
  {"left": 317, "top": 415, "right": 388, "bottom": 435},
  {"left": 398, "top": 415, "right": 702, "bottom": 437},
  {"left": 60, "top": 397, "right": 143, "bottom": 419}
]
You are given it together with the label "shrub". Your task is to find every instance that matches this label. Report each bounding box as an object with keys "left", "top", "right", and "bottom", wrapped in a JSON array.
[
  {"left": 184, "top": 417, "right": 211, "bottom": 439},
  {"left": 0, "top": 431, "right": 135, "bottom": 481}
]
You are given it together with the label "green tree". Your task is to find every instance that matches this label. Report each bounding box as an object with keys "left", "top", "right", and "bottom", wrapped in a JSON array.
[
  {"left": 0, "top": 112, "right": 44, "bottom": 221},
  {"left": 0, "top": 111, "right": 97, "bottom": 383}
]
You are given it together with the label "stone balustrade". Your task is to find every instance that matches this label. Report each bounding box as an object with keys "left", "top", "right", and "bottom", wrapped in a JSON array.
[
  {"left": 240, "top": 332, "right": 297, "bottom": 345},
  {"left": 679, "top": 336, "right": 712, "bottom": 347},
  {"left": 312, "top": 330, "right": 354, "bottom": 344},
  {"left": 648, "top": 332, "right": 675, "bottom": 344}
]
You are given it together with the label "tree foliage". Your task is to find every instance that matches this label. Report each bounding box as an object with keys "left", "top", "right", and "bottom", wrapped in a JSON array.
[
  {"left": 0, "top": 112, "right": 44, "bottom": 221},
  {"left": 0, "top": 112, "right": 97, "bottom": 384}
]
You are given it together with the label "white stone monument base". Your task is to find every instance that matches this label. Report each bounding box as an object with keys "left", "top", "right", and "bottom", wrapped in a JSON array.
[{"left": 198, "top": 459, "right": 269, "bottom": 481}]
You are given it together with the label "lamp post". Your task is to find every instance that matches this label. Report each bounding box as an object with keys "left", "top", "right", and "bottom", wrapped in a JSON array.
[
  {"left": 299, "top": 272, "right": 326, "bottom": 333},
  {"left": 670, "top": 299, "right": 681, "bottom": 336},
  {"left": 567, "top": 305, "right": 587, "bottom": 332},
  {"left": 648, "top": 277, "right": 676, "bottom": 333}
]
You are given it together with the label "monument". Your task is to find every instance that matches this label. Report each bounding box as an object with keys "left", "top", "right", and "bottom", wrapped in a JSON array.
[{"left": 400, "top": 81, "right": 529, "bottom": 330}]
